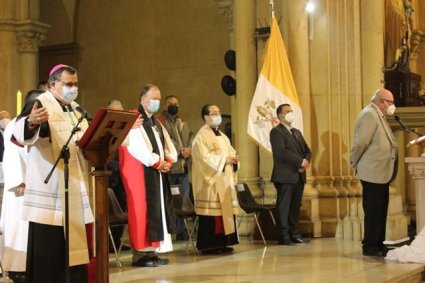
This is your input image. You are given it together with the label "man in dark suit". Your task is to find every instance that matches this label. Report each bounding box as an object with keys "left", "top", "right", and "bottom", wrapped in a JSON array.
[{"left": 270, "top": 104, "right": 311, "bottom": 245}]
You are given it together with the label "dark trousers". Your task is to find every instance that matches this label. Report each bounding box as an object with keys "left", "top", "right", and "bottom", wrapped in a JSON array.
[
  {"left": 274, "top": 181, "right": 304, "bottom": 240},
  {"left": 25, "top": 222, "right": 88, "bottom": 283},
  {"left": 167, "top": 172, "right": 190, "bottom": 234},
  {"left": 361, "top": 180, "right": 389, "bottom": 249}
]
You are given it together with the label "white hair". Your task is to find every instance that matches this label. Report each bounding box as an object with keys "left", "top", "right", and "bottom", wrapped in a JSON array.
[{"left": 371, "top": 89, "right": 383, "bottom": 103}]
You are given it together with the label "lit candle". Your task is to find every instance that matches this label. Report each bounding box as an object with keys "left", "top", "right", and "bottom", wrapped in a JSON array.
[{"left": 16, "top": 90, "right": 22, "bottom": 115}]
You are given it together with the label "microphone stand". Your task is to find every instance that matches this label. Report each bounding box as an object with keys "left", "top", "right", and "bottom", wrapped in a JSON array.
[
  {"left": 44, "top": 115, "right": 83, "bottom": 283},
  {"left": 396, "top": 120, "right": 423, "bottom": 137}
]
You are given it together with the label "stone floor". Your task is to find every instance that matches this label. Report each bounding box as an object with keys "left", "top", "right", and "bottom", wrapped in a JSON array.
[{"left": 109, "top": 238, "right": 425, "bottom": 283}]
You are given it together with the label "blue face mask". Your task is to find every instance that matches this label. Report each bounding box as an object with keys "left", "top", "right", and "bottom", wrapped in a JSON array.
[
  {"left": 211, "top": 115, "right": 222, "bottom": 127},
  {"left": 148, "top": 99, "right": 160, "bottom": 113},
  {"left": 61, "top": 86, "right": 78, "bottom": 103}
]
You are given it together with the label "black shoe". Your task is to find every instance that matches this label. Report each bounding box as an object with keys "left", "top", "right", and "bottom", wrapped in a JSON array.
[
  {"left": 291, "top": 237, "right": 310, "bottom": 244},
  {"left": 132, "top": 257, "right": 158, "bottom": 267},
  {"left": 278, "top": 239, "right": 294, "bottom": 246},
  {"left": 9, "top": 272, "right": 26, "bottom": 283},
  {"left": 150, "top": 256, "right": 170, "bottom": 265},
  {"left": 363, "top": 247, "right": 387, "bottom": 257},
  {"left": 221, "top": 246, "right": 234, "bottom": 253},
  {"left": 201, "top": 248, "right": 224, "bottom": 255}
]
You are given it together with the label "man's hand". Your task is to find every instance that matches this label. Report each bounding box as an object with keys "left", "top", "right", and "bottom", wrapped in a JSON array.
[
  {"left": 158, "top": 160, "right": 171, "bottom": 173},
  {"left": 299, "top": 160, "right": 310, "bottom": 172},
  {"left": 132, "top": 115, "right": 143, "bottom": 129},
  {"left": 226, "top": 155, "right": 239, "bottom": 165},
  {"left": 28, "top": 102, "right": 49, "bottom": 125},
  {"left": 180, "top": 147, "right": 191, "bottom": 159},
  {"left": 16, "top": 183, "right": 25, "bottom": 196}
]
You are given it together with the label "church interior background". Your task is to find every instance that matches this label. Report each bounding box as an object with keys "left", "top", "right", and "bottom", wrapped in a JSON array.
[{"left": 1, "top": 0, "right": 425, "bottom": 245}]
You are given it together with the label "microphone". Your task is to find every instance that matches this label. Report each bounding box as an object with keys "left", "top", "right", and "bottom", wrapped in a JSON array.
[
  {"left": 71, "top": 102, "right": 93, "bottom": 123},
  {"left": 394, "top": 115, "right": 422, "bottom": 137}
]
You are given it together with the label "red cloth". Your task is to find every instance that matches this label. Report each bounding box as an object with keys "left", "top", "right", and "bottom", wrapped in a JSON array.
[
  {"left": 86, "top": 223, "right": 96, "bottom": 283},
  {"left": 119, "top": 145, "right": 160, "bottom": 250},
  {"left": 214, "top": 216, "right": 225, "bottom": 234}
]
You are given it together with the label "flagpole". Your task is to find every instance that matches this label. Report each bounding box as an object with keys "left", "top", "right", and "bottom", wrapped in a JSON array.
[{"left": 269, "top": 0, "right": 275, "bottom": 19}]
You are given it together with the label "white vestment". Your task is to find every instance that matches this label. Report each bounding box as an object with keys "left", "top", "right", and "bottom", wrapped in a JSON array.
[
  {"left": 127, "top": 117, "right": 177, "bottom": 253},
  {"left": 13, "top": 91, "right": 94, "bottom": 266},
  {"left": 0, "top": 118, "right": 28, "bottom": 272},
  {"left": 385, "top": 226, "right": 425, "bottom": 263}
]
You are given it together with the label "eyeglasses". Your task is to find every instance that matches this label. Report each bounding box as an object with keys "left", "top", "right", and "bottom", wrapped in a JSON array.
[
  {"left": 382, "top": 98, "right": 394, "bottom": 105},
  {"left": 208, "top": 112, "right": 221, "bottom": 116},
  {"left": 57, "top": 80, "right": 78, "bottom": 88}
]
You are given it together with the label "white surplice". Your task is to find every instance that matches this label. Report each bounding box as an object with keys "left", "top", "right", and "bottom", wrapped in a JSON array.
[
  {"left": 127, "top": 118, "right": 177, "bottom": 253},
  {"left": 0, "top": 118, "right": 28, "bottom": 272}
]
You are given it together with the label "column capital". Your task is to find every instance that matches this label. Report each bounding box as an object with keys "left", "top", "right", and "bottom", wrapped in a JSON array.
[
  {"left": 15, "top": 20, "right": 50, "bottom": 53},
  {"left": 406, "top": 156, "right": 425, "bottom": 178},
  {"left": 215, "top": 0, "right": 234, "bottom": 32}
]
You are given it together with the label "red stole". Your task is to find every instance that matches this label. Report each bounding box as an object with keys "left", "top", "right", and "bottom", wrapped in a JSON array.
[{"left": 119, "top": 146, "right": 160, "bottom": 250}]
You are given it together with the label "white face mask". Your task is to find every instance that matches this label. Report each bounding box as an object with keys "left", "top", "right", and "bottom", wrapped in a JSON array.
[
  {"left": 61, "top": 86, "right": 78, "bottom": 103},
  {"left": 210, "top": 115, "right": 222, "bottom": 127},
  {"left": 284, "top": 112, "right": 295, "bottom": 124},
  {"left": 386, "top": 104, "right": 396, "bottom": 116},
  {"left": 0, "top": 118, "right": 10, "bottom": 130}
]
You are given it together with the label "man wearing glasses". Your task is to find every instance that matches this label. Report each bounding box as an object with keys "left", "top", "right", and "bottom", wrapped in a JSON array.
[
  {"left": 13, "top": 64, "right": 93, "bottom": 282},
  {"left": 350, "top": 88, "right": 398, "bottom": 257},
  {"left": 191, "top": 104, "right": 240, "bottom": 254}
]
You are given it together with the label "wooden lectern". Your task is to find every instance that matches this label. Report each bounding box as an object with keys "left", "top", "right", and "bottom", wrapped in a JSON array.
[{"left": 78, "top": 108, "right": 138, "bottom": 283}]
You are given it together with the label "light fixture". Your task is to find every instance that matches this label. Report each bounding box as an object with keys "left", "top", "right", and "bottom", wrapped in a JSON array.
[
  {"left": 305, "top": 0, "right": 316, "bottom": 14},
  {"left": 305, "top": 0, "right": 315, "bottom": 40}
]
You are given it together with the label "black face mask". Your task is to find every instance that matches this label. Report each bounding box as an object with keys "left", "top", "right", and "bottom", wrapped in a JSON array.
[{"left": 167, "top": 105, "right": 178, "bottom": 116}]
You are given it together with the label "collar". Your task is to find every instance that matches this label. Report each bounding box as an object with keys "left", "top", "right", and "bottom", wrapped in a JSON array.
[
  {"left": 140, "top": 106, "right": 152, "bottom": 118},
  {"left": 281, "top": 123, "right": 292, "bottom": 131},
  {"left": 371, "top": 103, "right": 385, "bottom": 118},
  {"left": 209, "top": 126, "right": 220, "bottom": 136},
  {"left": 163, "top": 110, "right": 178, "bottom": 121}
]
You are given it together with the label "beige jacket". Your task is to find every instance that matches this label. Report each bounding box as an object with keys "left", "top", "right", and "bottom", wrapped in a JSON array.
[{"left": 350, "top": 103, "right": 398, "bottom": 184}]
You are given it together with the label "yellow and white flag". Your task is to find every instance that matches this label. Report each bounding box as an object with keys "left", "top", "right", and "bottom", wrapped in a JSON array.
[{"left": 247, "top": 17, "right": 303, "bottom": 153}]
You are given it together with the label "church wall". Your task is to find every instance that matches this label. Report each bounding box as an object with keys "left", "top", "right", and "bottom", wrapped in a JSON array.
[
  {"left": 38, "top": 0, "right": 232, "bottom": 133},
  {"left": 1, "top": 0, "right": 415, "bottom": 241}
]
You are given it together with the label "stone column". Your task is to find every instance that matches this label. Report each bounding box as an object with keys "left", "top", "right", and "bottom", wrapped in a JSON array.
[
  {"left": 406, "top": 157, "right": 425, "bottom": 233},
  {"left": 384, "top": 131, "right": 409, "bottom": 244},
  {"left": 282, "top": 0, "right": 321, "bottom": 237},
  {"left": 406, "top": 136, "right": 421, "bottom": 220},
  {"left": 16, "top": 21, "right": 48, "bottom": 95},
  {"left": 0, "top": 2, "right": 48, "bottom": 115},
  {"left": 233, "top": 0, "right": 260, "bottom": 190},
  {"left": 360, "top": 0, "right": 385, "bottom": 99},
  {"left": 0, "top": 21, "right": 20, "bottom": 115},
  {"left": 216, "top": 0, "right": 260, "bottom": 236}
]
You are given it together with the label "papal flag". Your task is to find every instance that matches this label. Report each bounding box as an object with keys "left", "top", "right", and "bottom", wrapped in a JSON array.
[{"left": 247, "top": 17, "right": 303, "bottom": 153}]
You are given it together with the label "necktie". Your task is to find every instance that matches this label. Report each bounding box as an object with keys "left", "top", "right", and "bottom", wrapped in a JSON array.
[{"left": 290, "top": 128, "right": 303, "bottom": 150}]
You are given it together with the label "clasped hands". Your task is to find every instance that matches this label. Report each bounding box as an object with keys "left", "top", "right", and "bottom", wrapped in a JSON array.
[
  {"left": 226, "top": 155, "right": 240, "bottom": 165},
  {"left": 180, "top": 147, "right": 191, "bottom": 159},
  {"left": 158, "top": 160, "right": 172, "bottom": 173},
  {"left": 298, "top": 160, "right": 310, "bottom": 172}
]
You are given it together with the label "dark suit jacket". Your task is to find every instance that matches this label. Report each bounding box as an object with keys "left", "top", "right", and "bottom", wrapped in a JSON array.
[{"left": 270, "top": 124, "right": 311, "bottom": 184}]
